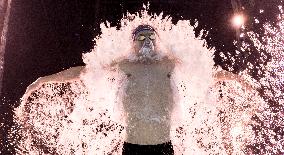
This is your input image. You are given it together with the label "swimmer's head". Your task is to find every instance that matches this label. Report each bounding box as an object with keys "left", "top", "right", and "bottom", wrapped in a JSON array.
[{"left": 132, "top": 25, "right": 157, "bottom": 56}]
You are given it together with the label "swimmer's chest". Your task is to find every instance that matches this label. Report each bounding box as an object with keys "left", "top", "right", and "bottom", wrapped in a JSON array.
[
  {"left": 118, "top": 59, "right": 175, "bottom": 116},
  {"left": 118, "top": 60, "right": 174, "bottom": 82}
]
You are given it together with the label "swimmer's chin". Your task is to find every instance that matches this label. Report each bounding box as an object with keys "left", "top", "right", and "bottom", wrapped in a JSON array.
[
  {"left": 136, "top": 48, "right": 159, "bottom": 63},
  {"left": 126, "top": 46, "right": 164, "bottom": 63}
]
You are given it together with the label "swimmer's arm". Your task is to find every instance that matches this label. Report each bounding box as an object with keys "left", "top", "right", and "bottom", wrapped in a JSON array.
[
  {"left": 213, "top": 70, "right": 254, "bottom": 92},
  {"left": 24, "top": 66, "right": 85, "bottom": 95}
]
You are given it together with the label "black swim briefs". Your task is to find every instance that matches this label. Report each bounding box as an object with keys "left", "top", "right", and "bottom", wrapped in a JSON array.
[{"left": 122, "top": 141, "right": 174, "bottom": 155}]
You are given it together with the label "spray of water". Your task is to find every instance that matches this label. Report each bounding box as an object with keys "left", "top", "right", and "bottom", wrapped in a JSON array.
[
  {"left": 12, "top": 6, "right": 283, "bottom": 155},
  {"left": 242, "top": 6, "right": 284, "bottom": 154}
]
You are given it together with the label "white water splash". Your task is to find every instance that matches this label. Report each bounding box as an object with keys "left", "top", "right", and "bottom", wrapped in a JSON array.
[
  {"left": 12, "top": 6, "right": 282, "bottom": 155},
  {"left": 243, "top": 6, "right": 284, "bottom": 154}
]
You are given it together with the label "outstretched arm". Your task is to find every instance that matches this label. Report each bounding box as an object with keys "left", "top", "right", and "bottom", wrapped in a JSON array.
[
  {"left": 24, "top": 66, "right": 86, "bottom": 98},
  {"left": 213, "top": 70, "right": 255, "bottom": 92}
]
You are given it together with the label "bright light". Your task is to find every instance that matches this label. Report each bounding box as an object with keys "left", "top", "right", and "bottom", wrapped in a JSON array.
[{"left": 232, "top": 14, "right": 245, "bottom": 28}]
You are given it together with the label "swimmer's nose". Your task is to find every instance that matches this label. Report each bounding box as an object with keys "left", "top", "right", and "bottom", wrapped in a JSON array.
[{"left": 144, "top": 37, "right": 151, "bottom": 44}]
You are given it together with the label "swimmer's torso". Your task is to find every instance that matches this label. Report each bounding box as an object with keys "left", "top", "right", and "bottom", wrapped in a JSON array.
[{"left": 118, "top": 58, "right": 175, "bottom": 145}]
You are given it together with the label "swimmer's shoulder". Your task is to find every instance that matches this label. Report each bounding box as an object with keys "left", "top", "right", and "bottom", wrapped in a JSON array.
[
  {"left": 24, "top": 66, "right": 86, "bottom": 96},
  {"left": 160, "top": 56, "right": 176, "bottom": 68},
  {"left": 113, "top": 59, "right": 134, "bottom": 69}
]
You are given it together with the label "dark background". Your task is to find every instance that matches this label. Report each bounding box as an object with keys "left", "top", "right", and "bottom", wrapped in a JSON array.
[{"left": 0, "top": 0, "right": 282, "bottom": 154}]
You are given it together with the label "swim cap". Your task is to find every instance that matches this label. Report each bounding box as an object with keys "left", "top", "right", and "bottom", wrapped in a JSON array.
[{"left": 132, "top": 25, "right": 155, "bottom": 40}]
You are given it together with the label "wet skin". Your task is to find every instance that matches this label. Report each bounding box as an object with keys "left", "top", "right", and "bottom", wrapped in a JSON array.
[
  {"left": 118, "top": 30, "right": 176, "bottom": 144},
  {"left": 118, "top": 58, "right": 175, "bottom": 145}
]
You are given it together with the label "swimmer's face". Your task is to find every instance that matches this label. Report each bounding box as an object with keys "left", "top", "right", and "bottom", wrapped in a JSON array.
[{"left": 133, "top": 30, "right": 156, "bottom": 53}]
